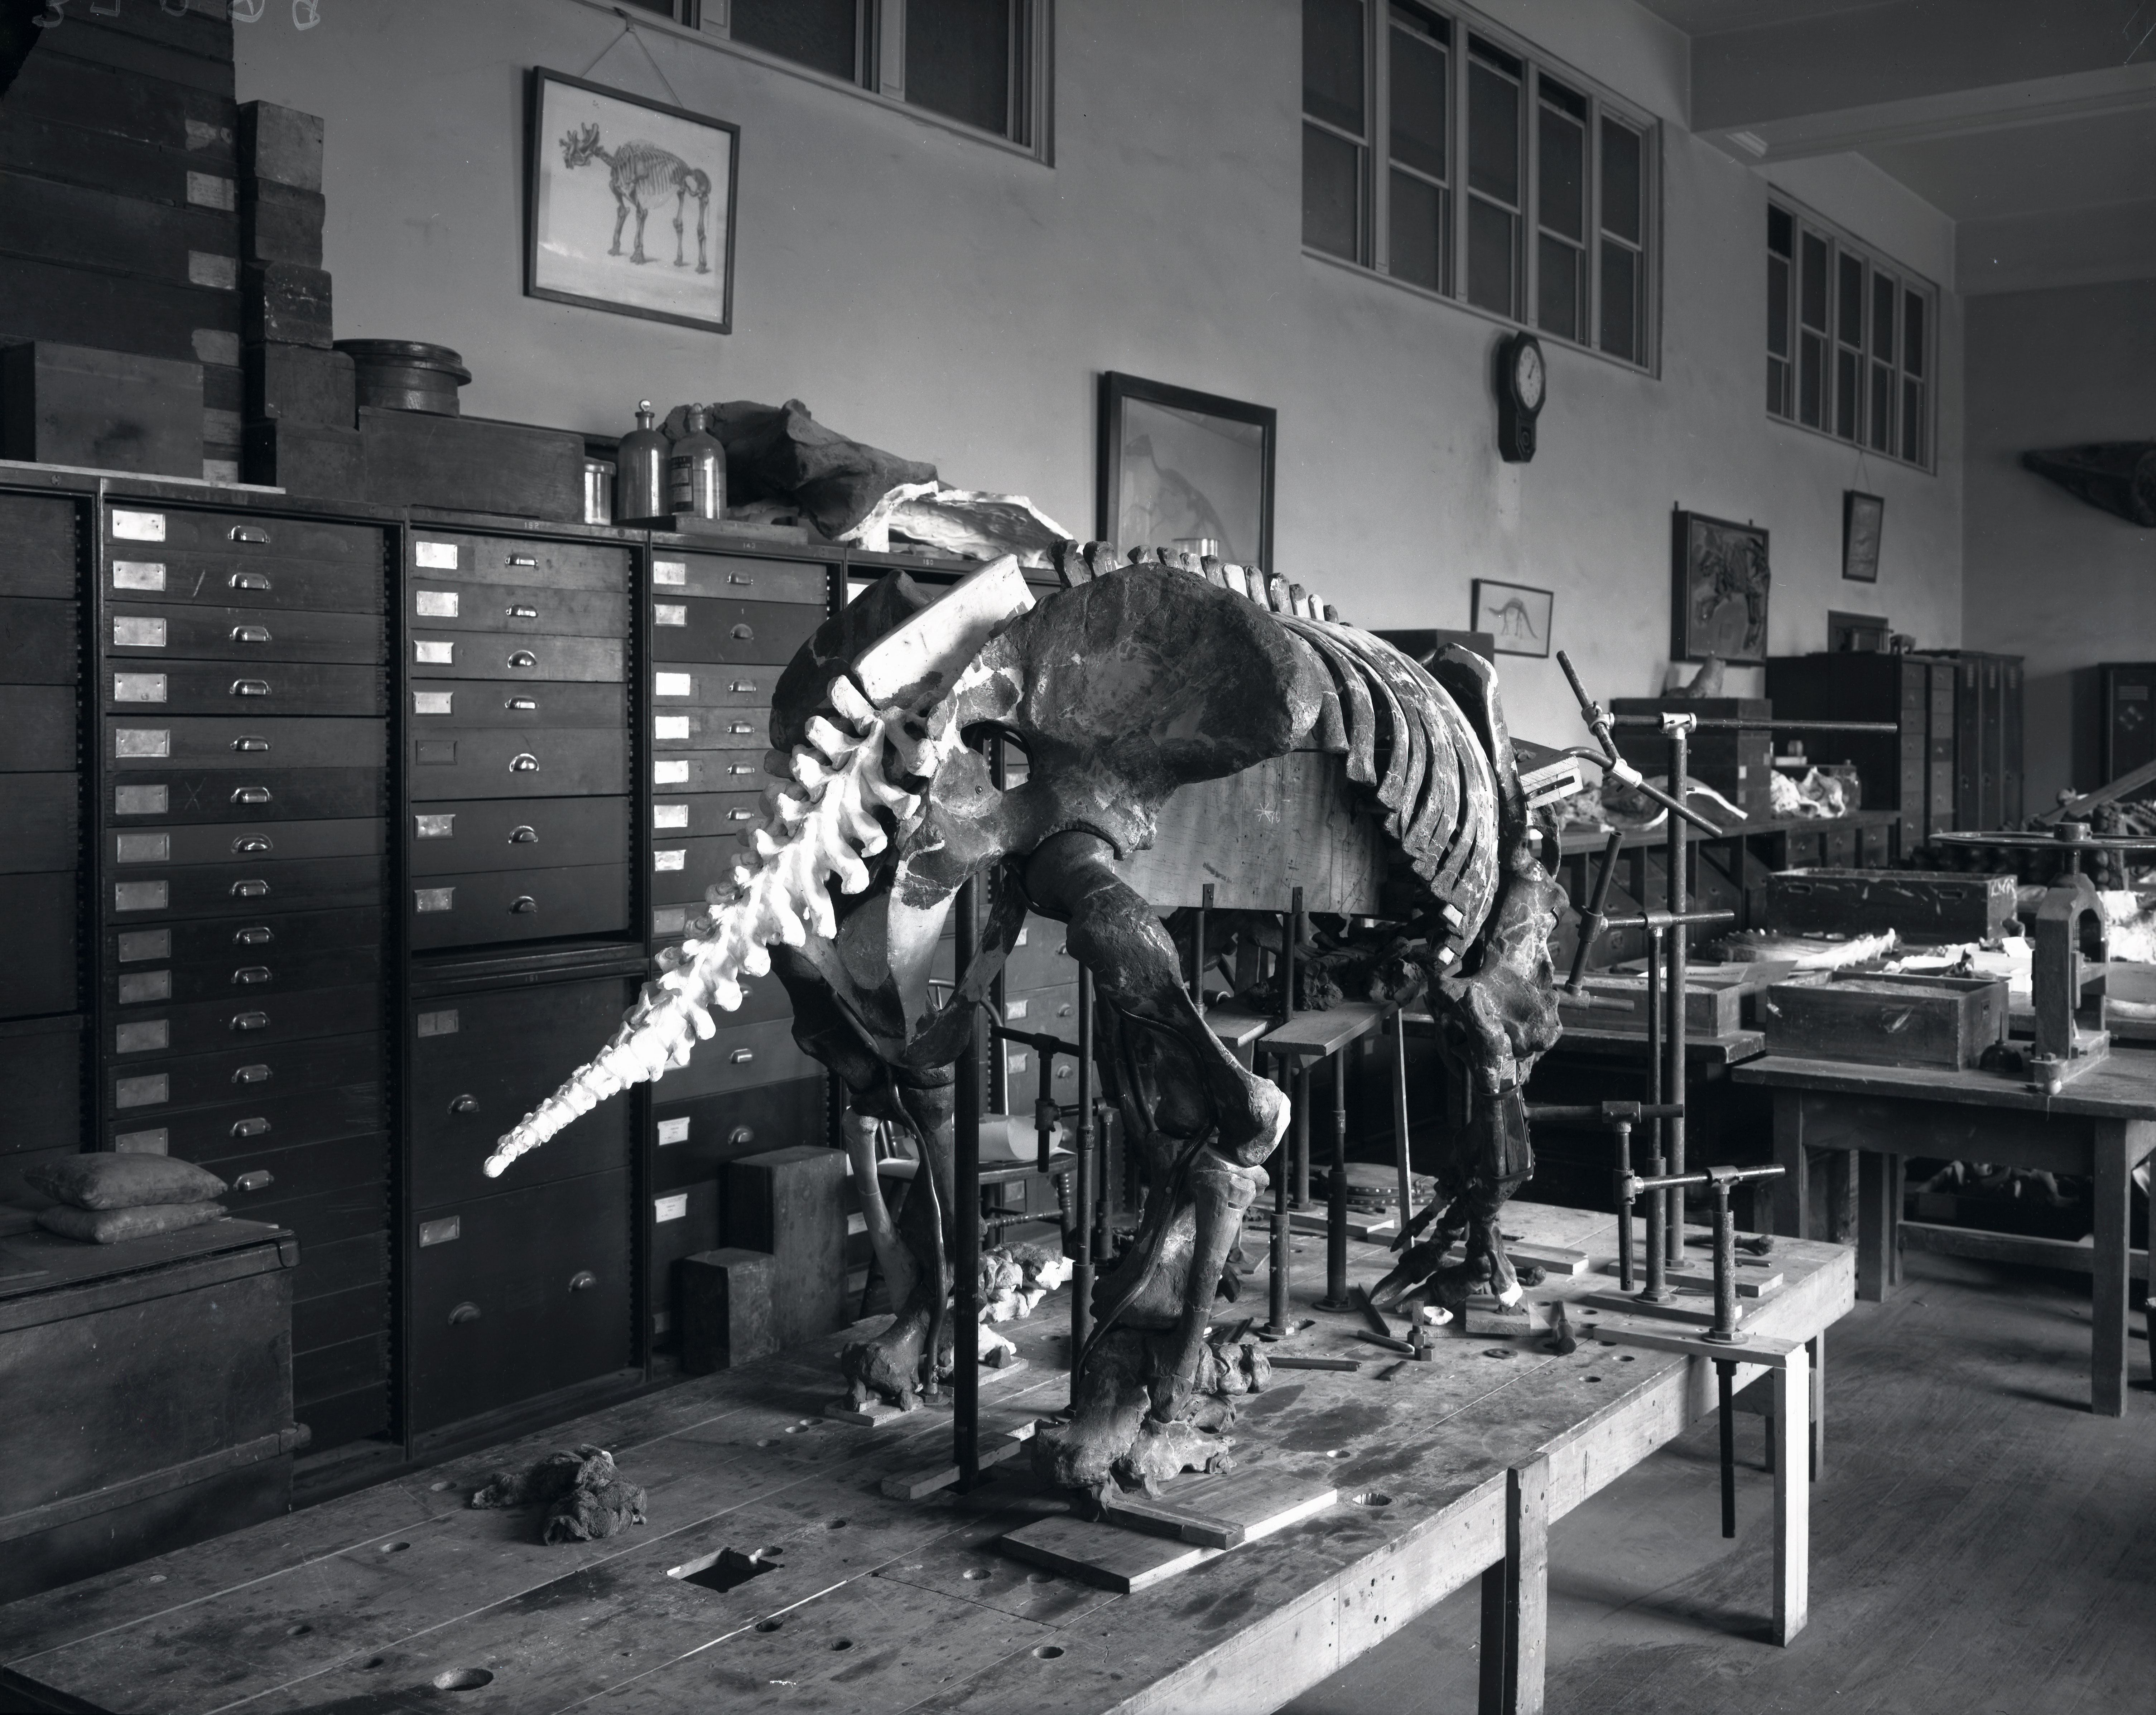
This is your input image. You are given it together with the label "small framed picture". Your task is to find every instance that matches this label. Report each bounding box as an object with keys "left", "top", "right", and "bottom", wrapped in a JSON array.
[
  {"left": 526, "top": 69, "right": 740, "bottom": 335},
  {"left": 1097, "top": 372, "right": 1275, "bottom": 570},
  {"left": 1471, "top": 579, "right": 1554, "bottom": 658},
  {"left": 1843, "top": 490, "right": 1885, "bottom": 583},
  {"left": 1671, "top": 509, "right": 1771, "bottom": 665}
]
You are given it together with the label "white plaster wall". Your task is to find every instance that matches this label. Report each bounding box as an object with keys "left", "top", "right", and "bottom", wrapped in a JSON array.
[
  {"left": 233, "top": 0, "right": 1963, "bottom": 749},
  {"left": 1963, "top": 279, "right": 2156, "bottom": 808}
]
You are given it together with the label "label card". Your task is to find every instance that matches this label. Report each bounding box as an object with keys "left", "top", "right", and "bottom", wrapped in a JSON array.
[
  {"left": 111, "top": 509, "right": 166, "bottom": 541},
  {"left": 415, "top": 541, "right": 459, "bottom": 569}
]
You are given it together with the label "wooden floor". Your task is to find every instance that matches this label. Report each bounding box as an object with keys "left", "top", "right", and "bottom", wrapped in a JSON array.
[{"left": 1286, "top": 1248, "right": 2156, "bottom": 1714}]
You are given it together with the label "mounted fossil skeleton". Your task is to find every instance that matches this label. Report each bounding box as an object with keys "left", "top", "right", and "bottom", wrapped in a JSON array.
[{"left": 485, "top": 547, "right": 1563, "bottom": 1495}]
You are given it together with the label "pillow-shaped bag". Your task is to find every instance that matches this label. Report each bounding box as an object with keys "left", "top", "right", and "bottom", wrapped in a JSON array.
[
  {"left": 37, "top": 1203, "right": 227, "bottom": 1244},
  {"left": 25, "top": 1154, "right": 227, "bottom": 1211}
]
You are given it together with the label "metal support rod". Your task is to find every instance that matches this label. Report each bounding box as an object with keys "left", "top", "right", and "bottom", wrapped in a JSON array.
[
  {"left": 1647, "top": 925, "right": 1664, "bottom": 1267},
  {"left": 1566, "top": 828, "right": 1626, "bottom": 991},
  {"left": 952, "top": 875, "right": 982, "bottom": 1487},
  {"left": 1717, "top": 1360, "right": 1738, "bottom": 1539},
  {"left": 1608, "top": 714, "right": 1900, "bottom": 733},
  {"left": 1072, "top": 965, "right": 1096, "bottom": 1368},
  {"left": 1285, "top": 888, "right": 1306, "bottom": 1207},
  {"left": 1641, "top": 1151, "right": 1671, "bottom": 1303},
  {"left": 1266, "top": 1054, "right": 1290, "bottom": 1335},
  {"left": 1710, "top": 1176, "right": 1739, "bottom": 1339},
  {"left": 988, "top": 739, "right": 1008, "bottom": 1117},
  {"left": 1665, "top": 719, "right": 1690, "bottom": 1267},
  {"left": 1392, "top": 1007, "right": 1414, "bottom": 1229},
  {"left": 1613, "top": 1121, "right": 1635, "bottom": 1292},
  {"left": 1323, "top": 1053, "right": 1350, "bottom": 1309},
  {"left": 1194, "top": 882, "right": 1212, "bottom": 1019},
  {"left": 1293, "top": 1064, "right": 1311, "bottom": 1211}
]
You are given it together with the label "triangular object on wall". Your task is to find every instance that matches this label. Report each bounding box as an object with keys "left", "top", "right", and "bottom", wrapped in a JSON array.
[{"left": 2021, "top": 443, "right": 2156, "bottom": 527}]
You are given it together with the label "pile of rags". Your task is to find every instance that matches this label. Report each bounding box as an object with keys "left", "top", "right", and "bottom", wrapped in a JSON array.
[
  {"left": 470, "top": 1444, "right": 646, "bottom": 1545},
  {"left": 25, "top": 1154, "right": 229, "bottom": 1243}
]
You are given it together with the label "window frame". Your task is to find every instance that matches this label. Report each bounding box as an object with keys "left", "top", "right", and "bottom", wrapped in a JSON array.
[
  {"left": 601, "top": 0, "right": 1054, "bottom": 163},
  {"left": 1765, "top": 195, "right": 1934, "bottom": 473},
  {"left": 1302, "top": 0, "right": 1661, "bottom": 376}
]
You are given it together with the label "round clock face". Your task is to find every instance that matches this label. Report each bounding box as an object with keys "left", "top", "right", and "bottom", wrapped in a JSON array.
[{"left": 1513, "top": 339, "right": 1545, "bottom": 412}]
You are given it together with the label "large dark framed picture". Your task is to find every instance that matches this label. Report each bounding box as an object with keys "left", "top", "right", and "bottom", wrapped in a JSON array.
[
  {"left": 1843, "top": 489, "right": 1885, "bottom": 583},
  {"left": 526, "top": 69, "right": 740, "bottom": 334},
  {"left": 1471, "top": 579, "right": 1554, "bottom": 658},
  {"left": 1097, "top": 372, "right": 1275, "bottom": 570},
  {"left": 1671, "top": 509, "right": 1771, "bottom": 665}
]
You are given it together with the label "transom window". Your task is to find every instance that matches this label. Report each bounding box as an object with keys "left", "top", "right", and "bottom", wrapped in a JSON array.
[
  {"left": 1303, "top": 0, "right": 1657, "bottom": 369},
  {"left": 1767, "top": 201, "right": 1932, "bottom": 469}
]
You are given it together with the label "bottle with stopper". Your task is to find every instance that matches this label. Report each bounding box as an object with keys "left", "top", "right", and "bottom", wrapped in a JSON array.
[
  {"left": 668, "top": 404, "right": 726, "bottom": 522},
  {"left": 613, "top": 399, "right": 670, "bottom": 527}
]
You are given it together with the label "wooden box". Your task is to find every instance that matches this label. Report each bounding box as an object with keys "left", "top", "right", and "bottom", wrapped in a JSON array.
[
  {"left": 1611, "top": 698, "right": 1774, "bottom": 818},
  {"left": 0, "top": 1219, "right": 300, "bottom": 1603},
  {"left": 1562, "top": 971, "right": 1750, "bottom": 1037},
  {"left": 1764, "top": 869, "right": 2019, "bottom": 945},
  {"left": 358, "top": 407, "right": 585, "bottom": 522},
  {"left": 1762, "top": 971, "right": 2008, "bottom": 1069},
  {"left": 723, "top": 1145, "right": 846, "bottom": 1349},
  {"left": 0, "top": 342, "right": 203, "bottom": 477}
]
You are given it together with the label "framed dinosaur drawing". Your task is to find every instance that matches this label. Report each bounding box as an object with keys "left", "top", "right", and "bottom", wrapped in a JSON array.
[{"left": 525, "top": 68, "right": 740, "bottom": 335}]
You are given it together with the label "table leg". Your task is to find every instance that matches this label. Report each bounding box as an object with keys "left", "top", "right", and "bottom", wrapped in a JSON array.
[
  {"left": 1824, "top": 1149, "right": 1857, "bottom": 1245},
  {"left": 1856, "top": 1150, "right": 1898, "bottom": 1304},
  {"left": 1809, "top": 1331, "right": 1824, "bottom": 1482},
  {"left": 2092, "top": 1121, "right": 2133, "bottom": 1418},
  {"left": 1477, "top": 1459, "right": 1549, "bottom": 1715},
  {"left": 1773, "top": 1344, "right": 1810, "bottom": 1645},
  {"left": 1772, "top": 1092, "right": 1808, "bottom": 1239}
]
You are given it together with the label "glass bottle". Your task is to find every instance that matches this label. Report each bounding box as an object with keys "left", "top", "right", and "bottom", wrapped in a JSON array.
[
  {"left": 613, "top": 400, "right": 670, "bottom": 527},
  {"left": 668, "top": 404, "right": 726, "bottom": 521}
]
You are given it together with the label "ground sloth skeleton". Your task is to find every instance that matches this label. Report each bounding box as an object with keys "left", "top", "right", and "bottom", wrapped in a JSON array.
[{"left": 485, "top": 549, "right": 1563, "bottom": 1494}]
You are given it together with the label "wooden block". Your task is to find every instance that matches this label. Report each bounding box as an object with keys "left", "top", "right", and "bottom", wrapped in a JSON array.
[
  {"left": 0, "top": 340, "right": 202, "bottom": 476},
  {"left": 357, "top": 406, "right": 584, "bottom": 523},
  {"left": 1170, "top": 1465, "right": 1337, "bottom": 1541},
  {"left": 1576, "top": 1289, "right": 1740, "bottom": 1328},
  {"left": 825, "top": 1396, "right": 904, "bottom": 1427},
  {"left": 1762, "top": 972, "right": 2006, "bottom": 1069},
  {"left": 723, "top": 1145, "right": 847, "bottom": 1349},
  {"left": 878, "top": 1432, "right": 1029, "bottom": 1500},
  {"left": 1564, "top": 973, "right": 1747, "bottom": 1038},
  {"left": 1592, "top": 1319, "right": 1802, "bottom": 1366},
  {"left": 1099, "top": 1489, "right": 1245, "bottom": 1549},
  {"left": 1289, "top": 1209, "right": 1396, "bottom": 1242},
  {"left": 677, "top": 1247, "right": 775, "bottom": 1376},
  {"left": 240, "top": 418, "right": 361, "bottom": 495},
  {"left": 239, "top": 101, "right": 323, "bottom": 192},
  {"left": 1204, "top": 1006, "right": 1273, "bottom": 1049},
  {"left": 998, "top": 1513, "right": 1218, "bottom": 1592},
  {"left": 242, "top": 261, "right": 332, "bottom": 347},
  {"left": 1263, "top": 1000, "right": 1387, "bottom": 1059},
  {"left": 240, "top": 179, "right": 324, "bottom": 269},
  {"left": 1764, "top": 868, "right": 2018, "bottom": 945},
  {"left": 1463, "top": 1307, "right": 1537, "bottom": 1338},
  {"left": 1507, "top": 1242, "right": 1589, "bottom": 1276},
  {"left": 1266, "top": 1354, "right": 1360, "bottom": 1371}
]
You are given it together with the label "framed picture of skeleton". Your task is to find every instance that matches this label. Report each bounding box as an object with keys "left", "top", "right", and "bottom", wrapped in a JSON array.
[
  {"left": 1470, "top": 579, "right": 1553, "bottom": 658},
  {"left": 1670, "top": 508, "right": 1771, "bottom": 665},
  {"left": 525, "top": 69, "right": 739, "bottom": 334}
]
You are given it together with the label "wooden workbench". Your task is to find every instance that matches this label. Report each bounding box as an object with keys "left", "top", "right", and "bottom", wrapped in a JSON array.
[
  {"left": 0, "top": 1204, "right": 1851, "bottom": 1715},
  {"left": 1734, "top": 1052, "right": 2156, "bottom": 1417}
]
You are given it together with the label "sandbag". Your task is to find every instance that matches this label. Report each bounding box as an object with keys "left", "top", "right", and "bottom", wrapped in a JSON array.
[
  {"left": 37, "top": 1202, "right": 227, "bottom": 1244},
  {"left": 27, "top": 1154, "right": 227, "bottom": 1211}
]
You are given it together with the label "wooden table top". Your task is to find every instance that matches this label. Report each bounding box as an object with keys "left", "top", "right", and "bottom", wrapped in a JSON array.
[
  {"left": 0, "top": 1203, "right": 1851, "bottom": 1715},
  {"left": 0, "top": 1217, "right": 292, "bottom": 1307},
  {"left": 1733, "top": 1051, "right": 2156, "bottom": 1117}
]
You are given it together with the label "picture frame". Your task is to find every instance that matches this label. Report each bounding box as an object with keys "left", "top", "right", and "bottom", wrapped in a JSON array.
[
  {"left": 1470, "top": 579, "right": 1554, "bottom": 658},
  {"left": 525, "top": 68, "right": 740, "bottom": 335},
  {"left": 1097, "top": 372, "right": 1275, "bottom": 571},
  {"left": 1843, "top": 489, "right": 1885, "bottom": 583},
  {"left": 1671, "top": 509, "right": 1771, "bottom": 665}
]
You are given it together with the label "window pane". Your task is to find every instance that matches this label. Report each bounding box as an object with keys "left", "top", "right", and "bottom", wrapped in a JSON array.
[
  {"left": 1598, "top": 240, "right": 1637, "bottom": 361},
  {"left": 1304, "top": 124, "right": 1362, "bottom": 259},
  {"left": 1837, "top": 251, "right": 1864, "bottom": 342},
  {"left": 1468, "top": 197, "right": 1516, "bottom": 313},
  {"left": 1835, "top": 347, "right": 1860, "bottom": 440},
  {"left": 1800, "top": 233, "right": 1827, "bottom": 330},
  {"left": 1904, "top": 291, "right": 1926, "bottom": 378},
  {"left": 1871, "top": 272, "right": 1896, "bottom": 363},
  {"left": 1767, "top": 254, "right": 1790, "bottom": 359},
  {"left": 1768, "top": 357, "right": 1788, "bottom": 417},
  {"left": 1538, "top": 105, "right": 1583, "bottom": 240},
  {"left": 1600, "top": 118, "right": 1641, "bottom": 244},
  {"left": 731, "top": 0, "right": 858, "bottom": 81},
  {"left": 1390, "top": 169, "right": 1445, "bottom": 290},
  {"left": 1869, "top": 361, "right": 1892, "bottom": 450},
  {"left": 906, "top": 0, "right": 1011, "bottom": 136},
  {"left": 1539, "top": 233, "right": 1581, "bottom": 340},
  {"left": 1467, "top": 60, "right": 1519, "bottom": 204},
  {"left": 1800, "top": 333, "right": 1824, "bottom": 427},
  {"left": 1902, "top": 377, "right": 1923, "bottom": 463},
  {"left": 1389, "top": 20, "right": 1446, "bottom": 180},
  {"left": 1305, "top": 0, "right": 1365, "bottom": 134},
  {"left": 1768, "top": 203, "right": 1793, "bottom": 259}
]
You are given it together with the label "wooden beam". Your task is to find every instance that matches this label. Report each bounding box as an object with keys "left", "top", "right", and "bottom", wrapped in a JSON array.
[{"left": 1898, "top": 1220, "right": 2148, "bottom": 1276}]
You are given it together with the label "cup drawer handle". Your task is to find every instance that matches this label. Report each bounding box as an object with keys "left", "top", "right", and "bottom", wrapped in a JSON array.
[
  {"left": 729, "top": 1048, "right": 754, "bottom": 1065},
  {"left": 451, "top": 1094, "right": 478, "bottom": 1114},
  {"left": 234, "top": 966, "right": 272, "bottom": 984},
  {"left": 232, "top": 736, "right": 271, "bottom": 753},
  {"left": 232, "top": 835, "right": 273, "bottom": 854},
  {"left": 233, "top": 925, "right": 273, "bottom": 945},
  {"left": 509, "top": 825, "right": 538, "bottom": 843},
  {"left": 231, "top": 679, "right": 271, "bottom": 698},
  {"left": 449, "top": 1301, "right": 482, "bottom": 1324},
  {"left": 232, "top": 786, "right": 273, "bottom": 805},
  {"left": 510, "top": 753, "right": 539, "bottom": 772},
  {"left": 230, "top": 1011, "right": 269, "bottom": 1031},
  {"left": 728, "top": 1126, "right": 754, "bottom": 1148},
  {"left": 230, "top": 625, "right": 271, "bottom": 644},
  {"left": 231, "top": 1116, "right": 270, "bottom": 1138},
  {"left": 231, "top": 879, "right": 270, "bottom": 898},
  {"left": 234, "top": 1169, "right": 274, "bottom": 1192},
  {"left": 229, "top": 571, "right": 271, "bottom": 591},
  {"left": 568, "top": 1270, "right": 596, "bottom": 1293},
  {"left": 506, "top": 553, "right": 537, "bottom": 567},
  {"left": 506, "top": 696, "right": 537, "bottom": 711},
  {"left": 229, "top": 524, "right": 271, "bottom": 545},
  {"left": 510, "top": 895, "right": 538, "bottom": 914},
  {"left": 731, "top": 624, "right": 754, "bottom": 641},
  {"left": 507, "top": 650, "right": 537, "bottom": 670},
  {"left": 506, "top": 604, "right": 539, "bottom": 619},
  {"left": 232, "top": 1064, "right": 271, "bottom": 1085}
]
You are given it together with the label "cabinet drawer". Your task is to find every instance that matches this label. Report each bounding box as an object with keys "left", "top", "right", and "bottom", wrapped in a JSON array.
[
  {"left": 109, "top": 982, "right": 379, "bottom": 1062},
  {"left": 0, "top": 774, "right": 80, "bottom": 876},
  {"left": 105, "top": 661, "right": 384, "bottom": 717},
  {"left": 412, "top": 794, "right": 629, "bottom": 875},
  {"left": 408, "top": 580, "right": 626, "bottom": 638},
  {"left": 649, "top": 661, "right": 786, "bottom": 707},
  {"left": 409, "top": 728, "right": 629, "bottom": 801},
  {"left": 1, "top": 492, "right": 80, "bottom": 599},
  {"left": 107, "top": 1029, "right": 384, "bottom": 1120},
  {"left": 651, "top": 835, "right": 742, "bottom": 905},
  {"left": 652, "top": 706, "right": 768, "bottom": 749},
  {"left": 164, "top": 1125, "right": 386, "bottom": 1202},
  {"left": 650, "top": 596, "right": 821, "bottom": 665},
  {"left": 408, "top": 861, "right": 630, "bottom": 950},
  {"left": 109, "top": 549, "right": 385, "bottom": 616},
  {"left": 106, "top": 906, "right": 382, "bottom": 976},
  {"left": 107, "top": 715, "right": 382, "bottom": 771},
  {"left": 410, "top": 630, "right": 624, "bottom": 683},
  {"left": 108, "top": 505, "right": 383, "bottom": 564},
  {"left": 651, "top": 749, "right": 768, "bottom": 793},
  {"left": 1001, "top": 982, "right": 1079, "bottom": 1030},
  {"left": 408, "top": 1168, "right": 632, "bottom": 1434},
  {"left": 0, "top": 685, "right": 76, "bottom": 771},
  {"left": 108, "top": 767, "right": 386, "bottom": 826},
  {"left": 651, "top": 1073, "right": 825, "bottom": 1193},
  {"left": 228, "top": 1164, "right": 385, "bottom": 1250},
  {"left": 110, "top": 815, "right": 383, "bottom": 870},
  {"left": 408, "top": 681, "right": 623, "bottom": 729},
  {"left": 658, "top": 1015, "right": 815, "bottom": 1100},
  {"left": 409, "top": 531, "right": 630, "bottom": 591},
  {"left": 0, "top": 597, "right": 79, "bottom": 684},
  {"left": 1005, "top": 920, "right": 1080, "bottom": 988},
  {"left": 0, "top": 873, "right": 78, "bottom": 1018},
  {"left": 652, "top": 791, "right": 763, "bottom": 840},
  {"left": 107, "top": 1078, "right": 386, "bottom": 1158},
  {"left": 107, "top": 940, "right": 382, "bottom": 1009},
  {"left": 106, "top": 855, "right": 384, "bottom": 923},
  {"left": 106, "top": 602, "right": 384, "bottom": 665},
  {"left": 651, "top": 552, "right": 825, "bottom": 605}
]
